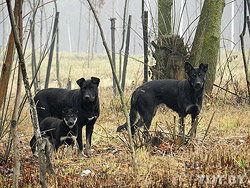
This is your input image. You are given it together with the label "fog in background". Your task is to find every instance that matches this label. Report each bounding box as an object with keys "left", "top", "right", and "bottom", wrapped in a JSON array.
[{"left": 0, "top": 0, "right": 247, "bottom": 55}]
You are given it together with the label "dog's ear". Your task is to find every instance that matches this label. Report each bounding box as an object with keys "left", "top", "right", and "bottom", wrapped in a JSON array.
[
  {"left": 76, "top": 78, "right": 85, "bottom": 87},
  {"left": 91, "top": 77, "right": 100, "bottom": 86},
  {"left": 199, "top": 63, "right": 208, "bottom": 73},
  {"left": 62, "top": 107, "right": 69, "bottom": 114},
  {"left": 72, "top": 107, "right": 78, "bottom": 114},
  {"left": 184, "top": 62, "right": 194, "bottom": 73}
]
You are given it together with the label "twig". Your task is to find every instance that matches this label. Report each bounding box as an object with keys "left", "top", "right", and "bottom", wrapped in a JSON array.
[
  {"left": 23, "top": 0, "right": 57, "bottom": 19},
  {"left": 86, "top": 0, "right": 137, "bottom": 170},
  {"left": 202, "top": 111, "right": 216, "bottom": 142},
  {"left": 213, "top": 83, "right": 239, "bottom": 97}
]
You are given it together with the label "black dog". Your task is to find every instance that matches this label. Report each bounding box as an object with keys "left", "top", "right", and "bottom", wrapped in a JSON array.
[
  {"left": 34, "top": 77, "right": 100, "bottom": 155},
  {"left": 30, "top": 107, "right": 78, "bottom": 154},
  {"left": 117, "top": 62, "right": 208, "bottom": 138}
]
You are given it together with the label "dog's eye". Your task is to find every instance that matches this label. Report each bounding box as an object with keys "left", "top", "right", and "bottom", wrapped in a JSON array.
[
  {"left": 192, "top": 74, "right": 196, "bottom": 77},
  {"left": 198, "top": 73, "right": 201, "bottom": 76}
]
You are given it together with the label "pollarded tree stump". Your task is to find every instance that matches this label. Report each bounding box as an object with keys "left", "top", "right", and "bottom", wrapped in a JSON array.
[{"left": 150, "top": 35, "right": 188, "bottom": 80}]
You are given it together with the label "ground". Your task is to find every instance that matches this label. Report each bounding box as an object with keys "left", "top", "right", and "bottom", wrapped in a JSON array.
[{"left": 1, "top": 53, "right": 250, "bottom": 187}]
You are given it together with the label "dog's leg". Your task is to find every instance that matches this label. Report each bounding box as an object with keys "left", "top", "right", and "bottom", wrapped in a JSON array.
[
  {"left": 140, "top": 110, "right": 154, "bottom": 143},
  {"left": 55, "top": 140, "right": 60, "bottom": 152},
  {"left": 77, "top": 125, "right": 84, "bottom": 155},
  {"left": 85, "top": 120, "right": 95, "bottom": 156},
  {"left": 178, "top": 117, "right": 185, "bottom": 144},
  {"left": 190, "top": 114, "right": 198, "bottom": 138}
]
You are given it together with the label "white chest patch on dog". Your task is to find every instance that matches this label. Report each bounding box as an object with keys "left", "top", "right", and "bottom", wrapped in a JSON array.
[{"left": 88, "top": 116, "right": 97, "bottom": 121}]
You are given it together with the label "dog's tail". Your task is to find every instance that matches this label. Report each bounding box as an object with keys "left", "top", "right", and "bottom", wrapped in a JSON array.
[{"left": 116, "top": 94, "right": 138, "bottom": 133}]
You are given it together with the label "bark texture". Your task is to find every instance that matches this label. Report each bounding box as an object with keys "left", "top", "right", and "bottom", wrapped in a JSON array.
[
  {"left": 189, "top": 0, "right": 225, "bottom": 94},
  {"left": 158, "top": 0, "right": 173, "bottom": 36}
]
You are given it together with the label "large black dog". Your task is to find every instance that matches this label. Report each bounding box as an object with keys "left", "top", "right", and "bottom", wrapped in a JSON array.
[
  {"left": 117, "top": 62, "right": 208, "bottom": 138},
  {"left": 34, "top": 77, "right": 100, "bottom": 155},
  {"left": 30, "top": 107, "right": 78, "bottom": 154}
]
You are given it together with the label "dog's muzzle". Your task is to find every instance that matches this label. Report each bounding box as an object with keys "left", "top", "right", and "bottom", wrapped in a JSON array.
[
  {"left": 193, "top": 82, "right": 203, "bottom": 90},
  {"left": 64, "top": 118, "right": 77, "bottom": 129},
  {"left": 84, "top": 95, "right": 95, "bottom": 102}
]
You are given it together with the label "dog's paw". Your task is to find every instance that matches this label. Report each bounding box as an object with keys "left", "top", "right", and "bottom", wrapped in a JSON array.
[{"left": 85, "top": 148, "right": 92, "bottom": 157}]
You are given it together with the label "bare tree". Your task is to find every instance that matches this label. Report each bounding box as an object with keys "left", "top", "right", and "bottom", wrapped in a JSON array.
[
  {"left": 121, "top": 15, "right": 132, "bottom": 91},
  {"left": 6, "top": 1, "right": 53, "bottom": 187},
  {"left": 142, "top": 11, "right": 148, "bottom": 83},
  {"left": 189, "top": 0, "right": 225, "bottom": 94},
  {"left": 110, "top": 18, "right": 116, "bottom": 96},
  {"left": 240, "top": 0, "right": 250, "bottom": 101},
  {"left": 30, "top": 18, "right": 38, "bottom": 93},
  {"left": 44, "top": 12, "right": 60, "bottom": 89},
  {"left": 10, "top": 2, "right": 23, "bottom": 187},
  {"left": 0, "top": 0, "right": 19, "bottom": 111},
  {"left": 158, "top": 0, "right": 173, "bottom": 36},
  {"left": 54, "top": 1, "right": 62, "bottom": 88},
  {"left": 119, "top": 0, "right": 128, "bottom": 83}
]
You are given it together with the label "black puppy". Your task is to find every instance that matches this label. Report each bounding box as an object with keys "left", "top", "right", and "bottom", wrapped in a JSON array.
[
  {"left": 30, "top": 107, "right": 78, "bottom": 154},
  {"left": 34, "top": 77, "right": 100, "bottom": 155},
  {"left": 117, "top": 62, "right": 208, "bottom": 138}
]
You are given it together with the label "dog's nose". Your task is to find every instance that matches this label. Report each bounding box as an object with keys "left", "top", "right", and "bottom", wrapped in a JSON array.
[
  {"left": 85, "top": 95, "right": 90, "bottom": 100},
  {"left": 194, "top": 82, "right": 202, "bottom": 89},
  {"left": 68, "top": 120, "right": 74, "bottom": 126}
]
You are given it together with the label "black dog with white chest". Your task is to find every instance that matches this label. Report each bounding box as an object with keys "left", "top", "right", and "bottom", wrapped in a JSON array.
[
  {"left": 117, "top": 62, "right": 208, "bottom": 138},
  {"left": 30, "top": 107, "right": 78, "bottom": 154},
  {"left": 34, "top": 77, "right": 100, "bottom": 155}
]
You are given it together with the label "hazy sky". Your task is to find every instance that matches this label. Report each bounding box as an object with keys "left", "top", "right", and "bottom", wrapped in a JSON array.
[{"left": 0, "top": 0, "right": 246, "bottom": 54}]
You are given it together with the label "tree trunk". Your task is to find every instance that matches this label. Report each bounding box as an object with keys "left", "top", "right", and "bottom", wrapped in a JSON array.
[
  {"left": 151, "top": 35, "right": 187, "bottom": 80},
  {"left": 10, "top": 1, "right": 22, "bottom": 187},
  {"left": 0, "top": 0, "right": 19, "bottom": 110},
  {"left": 110, "top": 18, "right": 116, "bottom": 96},
  {"left": 30, "top": 19, "right": 38, "bottom": 93},
  {"left": 6, "top": 1, "right": 51, "bottom": 187},
  {"left": 240, "top": 0, "right": 250, "bottom": 101},
  {"left": 121, "top": 15, "right": 132, "bottom": 92},
  {"left": 119, "top": 0, "right": 128, "bottom": 83},
  {"left": 143, "top": 11, "right": 148, "bottom": 83},
  {"left": 44, "top": 12, "right": 59, "bottom": 89},
  {"left": 56, "top": 27, "right": 61, "bottom": 88},
  {"left": 39, "top": 0, "right": 44, "bottom": 87},
  {"left": 189, "top": 0, "right": 225, "bottom": 94},
  {"left": 54, "top": 2, "right": 61, "bottom": 88},
  {"left": 158, "top": 0, "right": 173, "bottom": 36},
  {"left": 151, "top": 0, "right": 187, "bottom": 81}
]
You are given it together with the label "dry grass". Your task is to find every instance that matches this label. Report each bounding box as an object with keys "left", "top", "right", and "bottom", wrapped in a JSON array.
[{"left": 1, "top": 52, "right": 250, "bottom": 187}]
